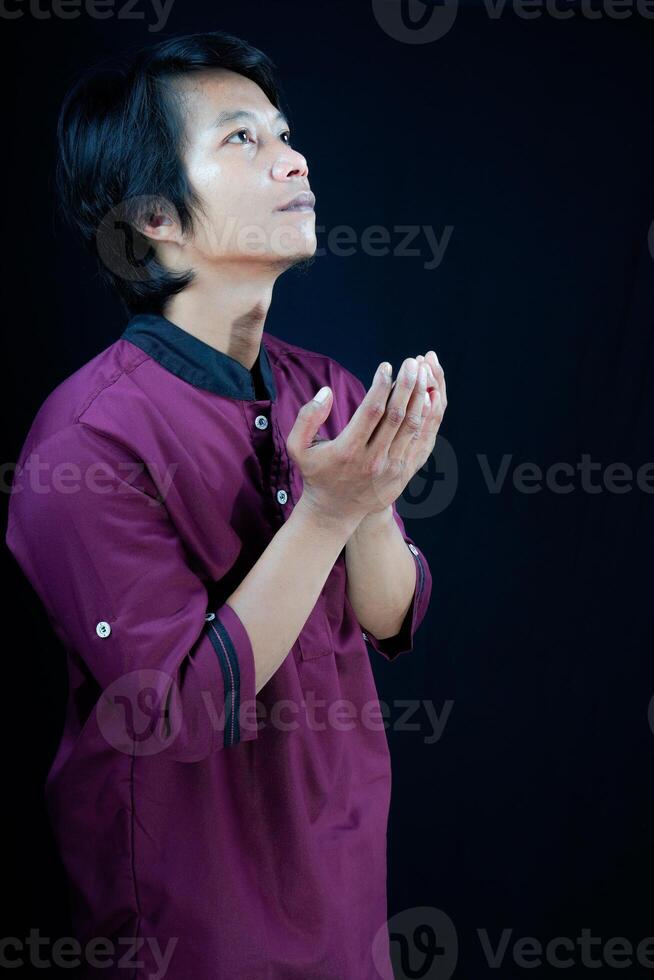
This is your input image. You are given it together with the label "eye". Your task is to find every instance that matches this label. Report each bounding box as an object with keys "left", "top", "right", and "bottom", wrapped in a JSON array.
[
  {"left": 224, "top": 128, "right": 293, "bottom": 147},
  {"left": 226, "top": 128, "right": 255, "bottom": 145}
]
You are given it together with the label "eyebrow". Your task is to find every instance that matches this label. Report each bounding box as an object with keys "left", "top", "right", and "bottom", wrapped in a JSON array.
[{"left": 211, "top": 109, "right": 290, "bottom": 131}]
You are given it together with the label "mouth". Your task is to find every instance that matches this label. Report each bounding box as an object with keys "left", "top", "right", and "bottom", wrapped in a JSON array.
[{"left": 277, "top": 191, "right": 316, "bottom": 213}]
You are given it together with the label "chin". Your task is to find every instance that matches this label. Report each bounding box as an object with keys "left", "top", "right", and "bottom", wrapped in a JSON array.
[{"left": 268, "top": 237, "right": 317, "bottom": 272}]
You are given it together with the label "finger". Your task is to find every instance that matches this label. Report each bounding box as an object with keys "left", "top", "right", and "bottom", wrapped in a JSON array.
[
  {"left": 288, "top": 385, "right": 334, "bottom": 453},
  {"left": 421, "top": 383, "right": 445, "bottom": 442},
  {"left": 366, "top": 356, "right": 420, "bottom": 456},
  {"left": 380, "top": 355, "right": 436, "bottom": 454},
  {"left": 334, "top": 361, "right": 394, "bottom": 454},
  {"left": 390, "top": 356, "right": 437, "bottom": 395},
  {"left": 401, "top": 389, "right": 436, "bottom": 475},
  {"left": 386, "top": 361, "right": 430, "bottom": 461},
  {"left": 424, "top": 350, "right": 446, "bottom": 407}
]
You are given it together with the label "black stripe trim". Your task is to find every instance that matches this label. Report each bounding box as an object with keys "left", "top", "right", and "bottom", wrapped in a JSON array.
[
  {"left": 206, "top": 618, "right": 242, "bottom": 746},
  {"left": 413, "top": 549, "right": 426, "bottom": 604}
]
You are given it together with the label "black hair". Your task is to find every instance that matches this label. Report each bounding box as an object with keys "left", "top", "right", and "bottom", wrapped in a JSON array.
[{"left": 55, "top": 31, "right": 287, "bottom": 317}]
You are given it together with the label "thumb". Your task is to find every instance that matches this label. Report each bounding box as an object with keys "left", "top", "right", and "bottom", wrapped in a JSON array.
[{"left": 291, "top": 386, "right": 333, "bottom": 452}]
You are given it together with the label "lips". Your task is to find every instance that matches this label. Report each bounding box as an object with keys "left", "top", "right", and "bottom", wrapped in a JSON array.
[{"left": 278, "top": 191, "right": 316, "bottom": 212}]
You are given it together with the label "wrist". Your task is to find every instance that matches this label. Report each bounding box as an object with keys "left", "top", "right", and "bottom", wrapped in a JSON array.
[
  {"left": 295, "top": 493, "right": 362, "bottom": 542},
  {"left": 352, "top": 504, "right": 395, "bottom": 539}
]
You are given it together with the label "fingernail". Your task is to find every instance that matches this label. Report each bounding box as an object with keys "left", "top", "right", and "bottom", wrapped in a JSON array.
[
  {"left": 380, "top": 361, "right": 392, "bottom": 378},
  {"left": 406, "top": 357, "right": 418, "bottom": 379},
  {"left": 314, "top": 386, "right": 331, "bottom": 403},
  {"left": 424, "top": 391, "right": 430, "bottom": 406}
]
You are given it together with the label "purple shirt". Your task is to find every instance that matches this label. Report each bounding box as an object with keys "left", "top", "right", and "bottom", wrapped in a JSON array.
[{"left": 6, "top": 313, "right": 432, "bottom": 979}]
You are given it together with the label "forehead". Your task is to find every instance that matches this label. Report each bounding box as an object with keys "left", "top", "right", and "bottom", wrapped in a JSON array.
[{"left": 173, "top": 68, "right": 277, "bottom": 136}]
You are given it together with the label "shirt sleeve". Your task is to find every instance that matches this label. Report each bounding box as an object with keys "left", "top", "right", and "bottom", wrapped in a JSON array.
[
  {"left": 5, "top": 422, "right": 259, "bottom": 763},
  {"left": 333, "top": 363, "right": 434, "bottom": 661}
]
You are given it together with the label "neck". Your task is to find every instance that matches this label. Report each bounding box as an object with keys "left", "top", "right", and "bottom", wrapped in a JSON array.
[{"left": 163, "top": 266, "right": 278, "bottom": 371}]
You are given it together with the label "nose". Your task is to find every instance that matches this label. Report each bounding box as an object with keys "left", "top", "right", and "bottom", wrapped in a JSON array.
[{"left": 272, "top": 146, "right": 309, "bottom": 181}]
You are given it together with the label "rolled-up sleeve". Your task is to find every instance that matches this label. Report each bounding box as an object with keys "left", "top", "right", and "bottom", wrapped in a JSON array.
[
  {"left": 334, "top": 363, "right": 434, "bottom": 661},
  {"left": 5, "top": 422, "right": 259, "bottom": 763}
]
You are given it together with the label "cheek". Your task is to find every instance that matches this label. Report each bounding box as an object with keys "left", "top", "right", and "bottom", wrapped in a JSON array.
[
  {"left": 187, "top": 158, "right": 225, "bottom": 201},
  {"left": 185, "top": 162, "right": 237, "bottom": 248},
  {"left": 185, "top": 159, "right": 272, "bottom": 254}
]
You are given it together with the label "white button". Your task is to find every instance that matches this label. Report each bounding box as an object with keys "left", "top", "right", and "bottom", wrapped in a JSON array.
[
  {"left": 255, "top": 415, "right": 268, "bottom": 430},
  {"left": 276, "top": 489, "right": 288, "bottom": 505},
  {"left": 408, "top": 543, "right": 419, "bottom": 556},
  {"left": 362, "top": 630, "right": 369, "bottom": 641},
  {"left": 96, "top": 621, "right": 111, "bottom": 638},
  {"left": 205, "top": 612, "right": 216, "bottom": 621}
]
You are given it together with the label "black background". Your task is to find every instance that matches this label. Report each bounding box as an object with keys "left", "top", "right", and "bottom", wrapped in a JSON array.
[{"left": 3, "top": 1, "right": 654, "bottom": 977}]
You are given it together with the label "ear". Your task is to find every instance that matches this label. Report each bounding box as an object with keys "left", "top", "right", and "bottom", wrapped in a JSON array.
[{"left": 137, "top": 203, "right": 184, "bottom": 246}]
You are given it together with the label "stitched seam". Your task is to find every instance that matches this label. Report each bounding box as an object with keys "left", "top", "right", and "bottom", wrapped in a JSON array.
[
  {"left": 128, "top": 752, "right": 143, "bottom": 980},
  {"left": 74, "top": 345, "right": 151, "bottom": 422}
]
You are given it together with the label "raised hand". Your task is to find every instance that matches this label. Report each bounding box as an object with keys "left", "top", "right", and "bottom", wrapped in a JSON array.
[{"left": 286, "top": 351, "right": 448, "bottom": 525}]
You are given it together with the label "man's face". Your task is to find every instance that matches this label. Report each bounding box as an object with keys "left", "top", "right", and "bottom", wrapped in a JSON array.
[{"left": 167, "top": 68, "right": 316, "bottom": 271}]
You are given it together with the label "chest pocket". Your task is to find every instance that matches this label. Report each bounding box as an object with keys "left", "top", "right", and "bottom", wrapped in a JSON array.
[{"left": 296, "top": 580, "right": 336, "bottom": 661}]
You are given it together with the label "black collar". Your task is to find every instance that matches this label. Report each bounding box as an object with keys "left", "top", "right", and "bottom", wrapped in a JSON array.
[{"left": 120, "top": 313, "right": 277, "bottom": 402}]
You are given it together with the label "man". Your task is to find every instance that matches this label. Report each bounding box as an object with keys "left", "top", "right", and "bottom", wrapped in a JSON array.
[{"left": 6, "top": 30, "right": 446, "bottom": 980}]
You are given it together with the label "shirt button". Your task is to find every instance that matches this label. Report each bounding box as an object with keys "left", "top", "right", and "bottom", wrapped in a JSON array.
[
  {"left": 96, "top": 621, "right": 111, "bottom": 638},
  {"left": 276, "top": 489, "right": 288, "bottom": 505},
  {"left": 362, "top": 630, "right": 369, "bottom": 641},
  {"left": 408, "top": 543, "right": 419, "bottom": 556},
  {"left": 255, "top": 415, "right": 268, "bottom": 430}
]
